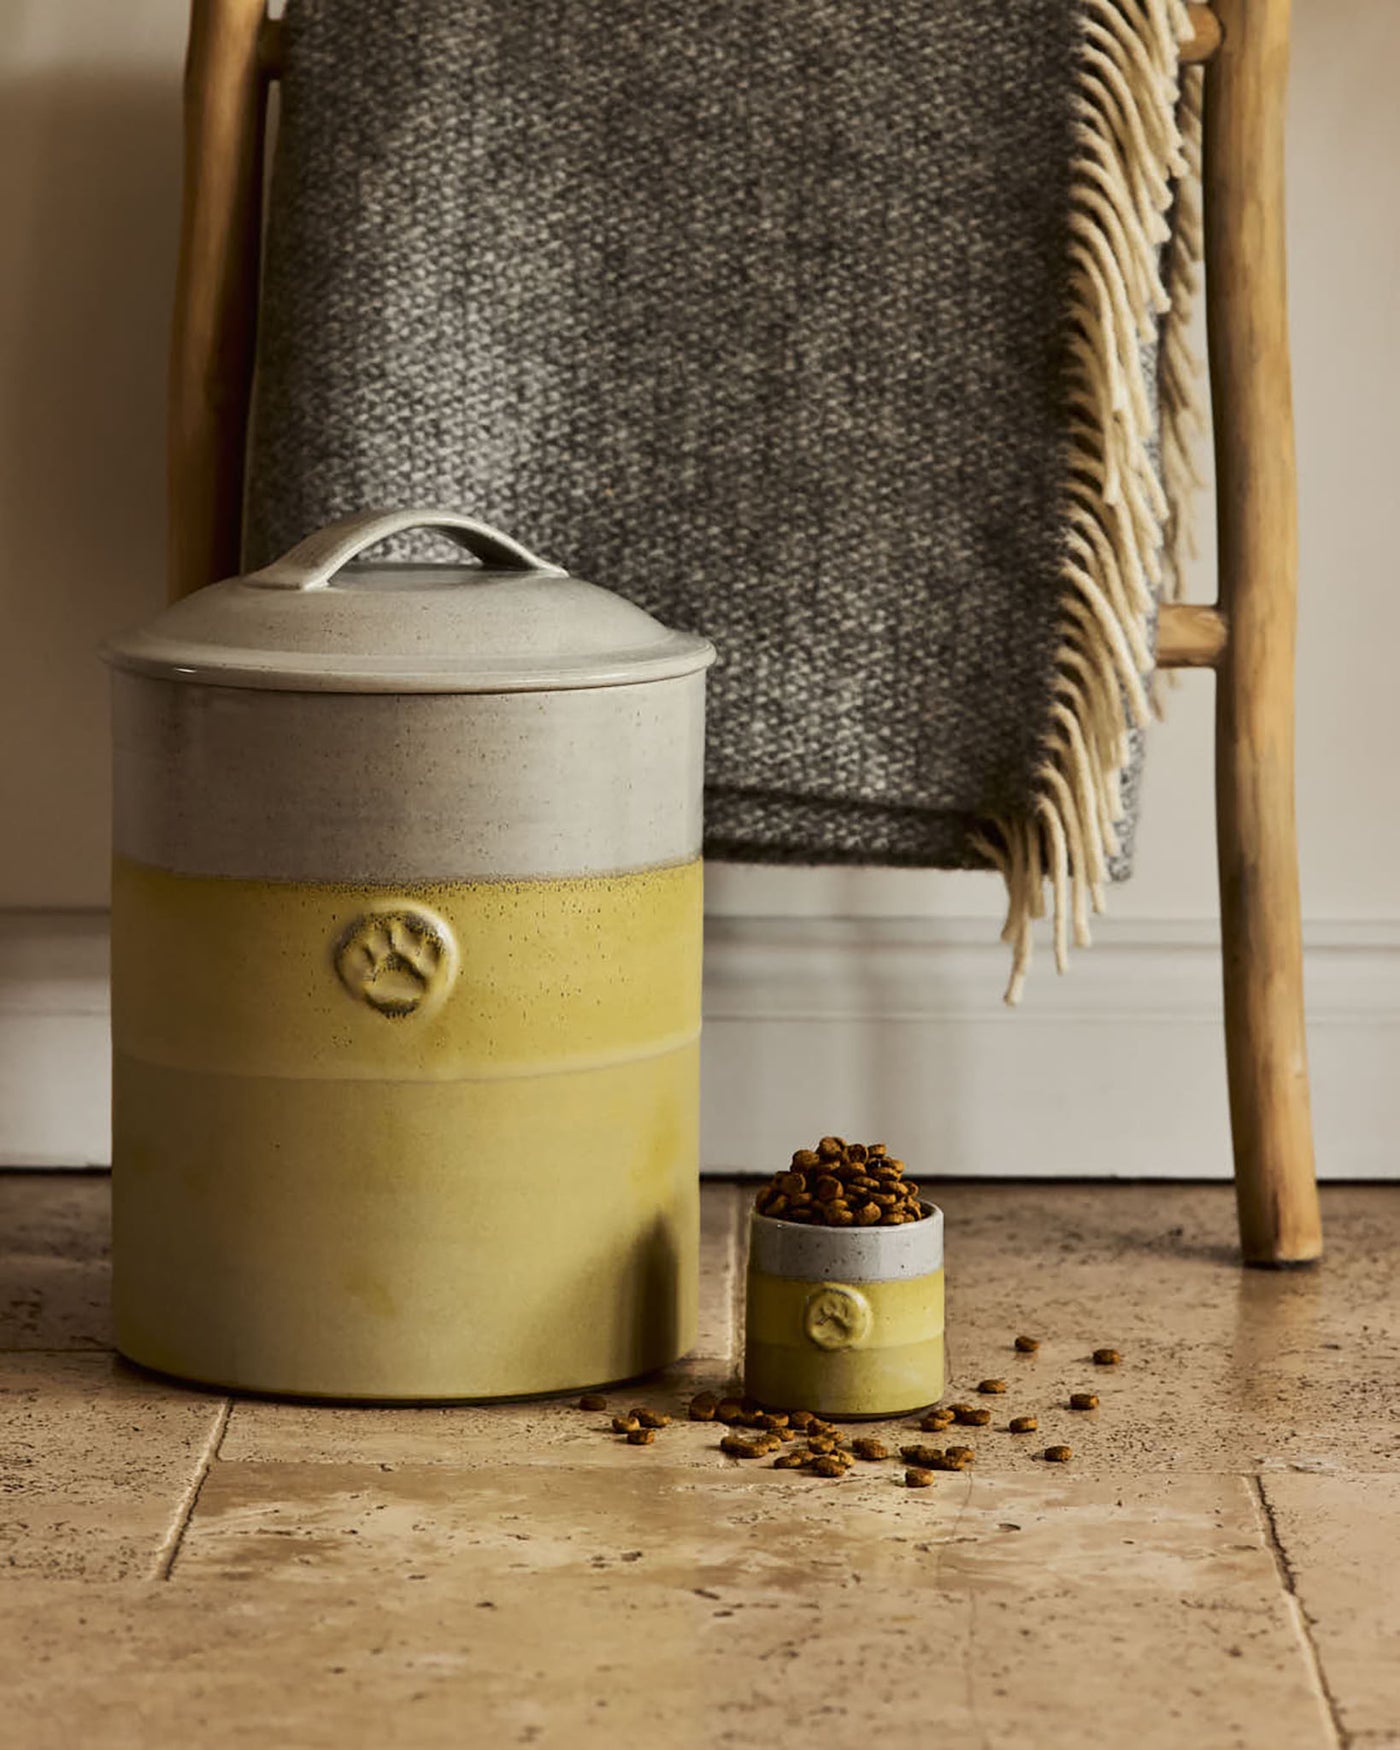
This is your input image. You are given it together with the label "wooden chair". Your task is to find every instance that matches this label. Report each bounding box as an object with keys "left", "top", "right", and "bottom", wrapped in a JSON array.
[{"left": 167, "top": 0, "right": 1322, "bottom": 1266}]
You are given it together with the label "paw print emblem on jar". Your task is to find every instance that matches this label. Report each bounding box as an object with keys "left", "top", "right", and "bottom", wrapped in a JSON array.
[
  {"left": 802, "top": 1284, "right": 874, "bottom": 1351},
  {"left": 333, "top": 905, "right": 458, "bottom": 1019}
]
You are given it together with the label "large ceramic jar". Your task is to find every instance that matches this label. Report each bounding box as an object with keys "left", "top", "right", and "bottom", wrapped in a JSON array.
[{"left": 104, "top": 509, "right": 714, "bottom": 1400}]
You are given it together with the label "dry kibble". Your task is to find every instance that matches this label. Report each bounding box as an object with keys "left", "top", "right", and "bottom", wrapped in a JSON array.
[
  {"left": 806, "top": 1435, "right": 838, "bottom": 1456},
  {"left": 715, "top": 1399, "right": 745, "bottom": 1424},
  {"left": 1044, "top": 1445, "right": 1074, "bottom": 1464},
  {"left": 900, "top": 1443, "right": 944, "bottom": 1468},
  {"left": 626, "top": 1428, "right": 656, "bottom": 1446},
  {"left": 720, "top": 1435, "right": 765, "bottom": 1459},
  {"left": 920, "top": 1409, "right": 955, "bottom": 1433},
  {"left": 810, "top": 1455, "right": 848, "bottom": 1478},
  {"left": 772, "top": 1451, "right": 808, "bottom": 1470},
  {"left": 1069, "top": 1392, "right": 1099, "bottom": 1411},
  {"left": 1014, "top": 1335, "right": 1041, "bottom": 1354},
  {"left": 688, "top": 1392, "right": 719, "bottom": 1422},
  {"left": 1009, "top": 1415, "right": 1039, "bottom": 1434},
  {"left": 944, "top": 1445, "right": 975, "bottom": 1466},
  {"left": 577, "top": 1393, "right": 607, "bottom": 1412},
  {"left": 905, "top": 1467, "right": 935, "bottom": 1489},
  {"left": 954, "top": 1406, "right": 992, "bottom": 1427},
  {"left": 611, "top": 1414, "right": 640, "bottom": 1434},
  {"left": 1093, "top": 1348, "right": 1122, "bottom": 1367},
  {"left": 851, "top": 1438, "right": 889, "bottom": 1462},
  {"left": 788, "top": 1410, "right": 816, "bottom": 1431},
  {"left": 634, "top": 1408, "right": 670, "bottom": 1429},
  {"left": 977, "top": 1379, "right": 1008, "bottom": 1395},
  {"left": 947, "top": 1404, "right": 975, "bottom": 1421},
  {"left": 756, "top": 1412, "right": 789, "bottom": 1430},
  {"left": 753, "top": 1141, "right": 929, "bottom": 1227}
]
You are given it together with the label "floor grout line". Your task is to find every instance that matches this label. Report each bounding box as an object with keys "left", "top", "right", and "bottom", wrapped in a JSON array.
[
  {"left": 148, "top": 1397, "right": 231, "bottom": 1583},
  {"left": 1249, "top": 1473, "right": 1349, "bottom": 1750}
]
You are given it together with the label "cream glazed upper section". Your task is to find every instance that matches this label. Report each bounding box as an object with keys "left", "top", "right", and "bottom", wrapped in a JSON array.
[
  {"left": 107, "top": 511, "right": 711, "bottom": 881},
  {"left": 113, "top": 672, "right": 705, "bottom": 882}
]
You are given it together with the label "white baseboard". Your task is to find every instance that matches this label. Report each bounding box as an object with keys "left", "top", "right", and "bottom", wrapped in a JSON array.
[
  {"left": 0, "top": 913, "right": 111, "bottom": 1168},
  {"left": 4, "top": 911, "right": 1397, "bottom": 1178}
]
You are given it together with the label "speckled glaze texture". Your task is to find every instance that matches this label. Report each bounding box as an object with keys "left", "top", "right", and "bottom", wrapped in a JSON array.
[
  {"left": 112, "top": 672, "right": 704, "bottom": 881},
  {"left": 106, "top": 511, "right": 711, "bottom": 1401},
  {"left": 747, "top": 1204, "right": 944, "bottom": 1282},
  {"left": 744, "top": 1207, "right": 945, "bottom": 1417}
]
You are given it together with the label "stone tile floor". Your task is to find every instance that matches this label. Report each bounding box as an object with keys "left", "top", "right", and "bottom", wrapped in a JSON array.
[{"left": 2, "top": 1173, "right": 1397, "bottom": 1747}]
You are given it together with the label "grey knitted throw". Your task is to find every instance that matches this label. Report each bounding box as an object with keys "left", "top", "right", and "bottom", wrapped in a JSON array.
[{"left": 246, "top": 0, "right": 1201, "bottom": 998}]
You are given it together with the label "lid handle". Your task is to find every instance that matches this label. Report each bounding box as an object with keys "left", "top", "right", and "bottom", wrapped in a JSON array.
[{"left": 243, "top": 508, "right": 567, "bottom": 591}]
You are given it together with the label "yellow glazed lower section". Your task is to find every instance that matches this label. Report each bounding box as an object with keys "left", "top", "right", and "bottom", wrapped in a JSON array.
[
  {"left": 744, "top": 1268, "right": 945, "bottom": 1418},
  {"left": 111, "top": 856, "right": 701, "bottom": 1400}
]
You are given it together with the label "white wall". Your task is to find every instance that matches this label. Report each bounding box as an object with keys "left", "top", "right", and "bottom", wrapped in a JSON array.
[{"left": 1, "top": 2, "right": 1397, "bottom": 1172}]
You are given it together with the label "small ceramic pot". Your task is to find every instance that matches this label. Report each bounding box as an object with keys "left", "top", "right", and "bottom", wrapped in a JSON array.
[{"left": 743, "top": 1206, "right": 944, "bottom": 1419}]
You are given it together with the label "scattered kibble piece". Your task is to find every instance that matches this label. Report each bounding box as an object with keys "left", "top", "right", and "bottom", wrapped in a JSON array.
[
  {"left": 1069, "top": 1392, "right": 1100, "bottom": 1411},
  {"left": 788, "top": 1410, "right": 816, "bottom": 1431},
  {"left": 577, "top": 1393, "right": 607, "bottom": 1412},
  {"left": 626, "top": 1428, "right": 656, "bottom": 1446},
  {"left": 756, "top": 1412, "right": 789, "bottom": 1430},
  {"left": 772, "top": 1451, "right": 808, "bottom": 1470},
  {"left": 905, "top": 1467, "right": 935, "bottom": 1489},
  {"left": 753, "top": 1139, "right": 929, "bottom": 1227},
  {"left": 720, "top": 1435, "right": 765, "bottom": 1459},
  {"left": 715, "top": 1399, "right": 745, "bottom": 1424},
  {"left": 920, "top": 1409, "right": 955, "bottom": 1433},
  {"left": 1014, "top": 1335, "right": 1041, "bottom": 1354},
  {"left": 1093, "top": 1348, "right": 1122, "bottom": 1367},
  {"left": 900, "top": 1443, "right": 944, "bottom": 1468},
  {"left": 688, "top": 1392, "right": 719, "bottom": 1422},
  {"left": 944, "top": 1445, "right": 975, "bottom": 1465},
  {"left": 810, "top": 1455, "right": 848, "bottom": 1478},
  {"left": 634, "top": 1408, "right": 670, "bottom": 1429},
  {"left": 1009, "top": 1415, "right": 1039, "bottom": 1434},
  {"left": 611, "top": 1414, "right": 640, "bottom": 1434},
  {"left": 977, "top": 1379, "right": 1008, "bottom": 1395},
  {"left": 806, "top": 1435, "right": 838, "bottom": 1456},
  {"left": 954, "top": 1407, "right": 992, "bottom": 1427},
  {"left": 1044, "top": 1445, "right": 1073, "bottom": 1464},
  {"left": 851, "top": 1438, "right": 889, "bottom": 1462}
]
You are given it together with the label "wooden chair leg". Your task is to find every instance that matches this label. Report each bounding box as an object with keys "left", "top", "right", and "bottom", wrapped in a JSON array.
[
  {"left": 1205, "top": 0, "right": 1322, "bottom": 1264},
  {"left": 168, "top": 0, "right": 271, "bottom": 602}
]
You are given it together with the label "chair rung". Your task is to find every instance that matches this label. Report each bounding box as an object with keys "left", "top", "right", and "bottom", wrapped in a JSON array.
[
  {"left": 1158, "top": 603, "right": 1228, "bottom": 669},
  {"left": 1183, "top": 5, "right": 1223, "bottom": 64}
]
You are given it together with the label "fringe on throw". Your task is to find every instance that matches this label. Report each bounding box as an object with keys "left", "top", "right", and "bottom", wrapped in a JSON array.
[{"left": 973, "top": 0, "right": 1205, "bottom": 1005}]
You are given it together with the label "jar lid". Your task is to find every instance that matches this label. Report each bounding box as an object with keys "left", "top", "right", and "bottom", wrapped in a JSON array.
[{"left": 104, "top": 509, "right": 716, "bottom": 693}]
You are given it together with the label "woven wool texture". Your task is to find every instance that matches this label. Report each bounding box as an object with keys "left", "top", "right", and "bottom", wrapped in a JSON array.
[{"left": 246, "top": 0, "right": 1198, "bottom": 988}]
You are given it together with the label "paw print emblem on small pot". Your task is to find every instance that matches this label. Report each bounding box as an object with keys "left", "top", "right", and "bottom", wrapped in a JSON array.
[
  {"left": 802, "top": 1283, "right": 874, "bottom": 1351},
  {"left": 333, "top": 906, "right": 457, "bottom": 1019}
]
